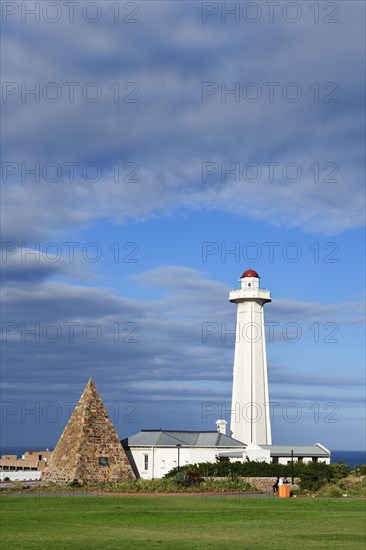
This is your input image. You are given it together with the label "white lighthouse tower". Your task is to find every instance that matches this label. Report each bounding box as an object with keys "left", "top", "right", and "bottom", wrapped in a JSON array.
[{"left": 229, "top": 269, "right": 272, "bottom": 445}]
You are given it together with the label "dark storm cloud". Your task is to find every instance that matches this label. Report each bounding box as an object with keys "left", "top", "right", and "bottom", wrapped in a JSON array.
[
  {"left": 1, "top": 247, "right": 93, "bottom": 284},
  {"left": 269, "top": 365, "right": 364, "bottom": 388},
  {"left": 1, "top": 265, "right": 363, "bottom": 406},
  {"left": 1, "top": 267, "right": 231, "bottom": 403},
  {"left": 267, "top": 298, "right": 365, "bottom": 326}
]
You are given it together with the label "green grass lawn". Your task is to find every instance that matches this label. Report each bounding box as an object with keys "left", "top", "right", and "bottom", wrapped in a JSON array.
[{"left": 1, "top": 495, "right": 365, "bottom": 549}]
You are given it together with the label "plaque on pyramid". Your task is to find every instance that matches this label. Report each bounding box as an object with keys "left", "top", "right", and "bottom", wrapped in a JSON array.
[{"left": 42, "top": 378, "right": 135, "bottom": 483}]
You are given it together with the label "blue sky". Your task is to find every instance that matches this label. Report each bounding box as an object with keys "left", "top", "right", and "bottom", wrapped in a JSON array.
[{"left": 1, "top": 1, "right": 365, "bottom": 452}]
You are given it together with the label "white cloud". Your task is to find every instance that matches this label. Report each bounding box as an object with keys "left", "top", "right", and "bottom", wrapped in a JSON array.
[{"left": 2, "top": 2, "right": 364, "bottom": 238}]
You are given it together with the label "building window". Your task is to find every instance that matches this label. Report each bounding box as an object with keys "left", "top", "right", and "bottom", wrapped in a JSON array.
[
  {"left": 312, "top": 457, "right": 318, "bottom": 463},
  {"left": 99, "top": 457, "right": 109, "bottom": 467},
  {"left": 144, "top": 454, "right": 148, "bottom": 471},
  {"left": 161, "top": 460, "right": 165, "bottom": 469},
  {"left": 272, "top": 457, "right": 279, "bottom": 464}
]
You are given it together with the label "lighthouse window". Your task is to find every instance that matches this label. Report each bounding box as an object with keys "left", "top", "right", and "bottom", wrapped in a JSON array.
[
  {"left": 248, "top": 283, "right": 251, "bottom": 287},
  {"left": 99, "top": 457, "right": 109, "bottom": 467}
]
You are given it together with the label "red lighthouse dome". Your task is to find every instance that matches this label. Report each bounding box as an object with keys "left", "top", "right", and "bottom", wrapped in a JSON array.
[{"left": 241, "top": 269, "right": 260, "bottom": 279}]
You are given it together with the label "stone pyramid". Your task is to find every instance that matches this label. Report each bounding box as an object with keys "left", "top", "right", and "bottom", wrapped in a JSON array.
[{"left": 42, "top": 378, "right": 135, "bottom": 483}]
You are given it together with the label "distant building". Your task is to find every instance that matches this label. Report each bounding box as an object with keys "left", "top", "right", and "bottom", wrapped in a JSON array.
[{"left": 0, "top": 451, "right": 52, "bottom": 481}]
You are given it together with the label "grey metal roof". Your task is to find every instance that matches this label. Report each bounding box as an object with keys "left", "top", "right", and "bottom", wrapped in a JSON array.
[
  {"left": 261, "top": 444, "right": 330, "bottom": 457},
  {"left": 121, "top": 431, "right": 161, "bottom": 446},
  {"left": 121, "top": 430, "right": 245, "bottom": 448}
]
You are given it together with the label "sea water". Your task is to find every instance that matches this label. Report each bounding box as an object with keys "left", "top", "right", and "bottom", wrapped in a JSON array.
[{"left": 1, "top": 447, "right": 366, "bottom": 467}]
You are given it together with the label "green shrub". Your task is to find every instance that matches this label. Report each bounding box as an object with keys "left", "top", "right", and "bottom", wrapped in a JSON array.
[
  {"left": 318, "top": 484, "right": 344, "bottom": 498},
  {"left": 331, "top": 460, "right": 351, "bottom": 479},
  {"left": 92, "top": 478, "right": 180, "bottom": 493},
  {"left": 165, "top": 460, "right": 360, "bottom": 493},
  {"left": 202, "top": 478, "right": 255, "bottom": 492},
  {"left": 165, "top": 461, "right": 294, "bottom": 479},
  {"left": 136, "top": 478, "right": 179, "bottom": 493},
  {"left": 354, "top": 464, "right": 366, "bottom": 476},
  {"left": 299, "top": 462, "right": 334, "bottom": 491},
  {"left": 338, "top": 475, "right": 366, "bottom": 497},
  {"left": 174, "top": 467, "right": 202, "bottom": 487},
  {"left": 174, "top": 471, "right": 190, "bottom": 487},
  {"left": 68, "top": 480, "right": 83, "bottom": 488}
]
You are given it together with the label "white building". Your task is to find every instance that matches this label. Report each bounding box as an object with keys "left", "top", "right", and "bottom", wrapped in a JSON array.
[
  {"left": 121, "top": 431, "right": 330, "bottom": 479},
  {"left": 230, "top": 269, "right": 272, "bottom": 445},
  {"left": 261, "top": 444, "right": 331, "bottom": 465},
  {"left": 121, "top": 428, "right": 271, "bottom": 479}
]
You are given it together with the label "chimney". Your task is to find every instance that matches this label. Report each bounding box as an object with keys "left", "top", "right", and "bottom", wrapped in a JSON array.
[{"left": 216, "top": 419, "right": 227, "bottom": 435}]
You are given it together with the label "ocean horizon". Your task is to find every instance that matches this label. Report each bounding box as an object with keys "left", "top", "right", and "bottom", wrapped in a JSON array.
[{"left": 1, "top": 447, "right": 365, "bottom": 468}]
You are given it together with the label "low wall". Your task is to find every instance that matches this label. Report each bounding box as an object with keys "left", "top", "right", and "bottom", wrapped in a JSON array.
[
  {"left": 0, "top": 471, "right": 41, "bottom": 482},
  {"left": 245, "top": 477, "right": 300, "bottom": 492}
]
